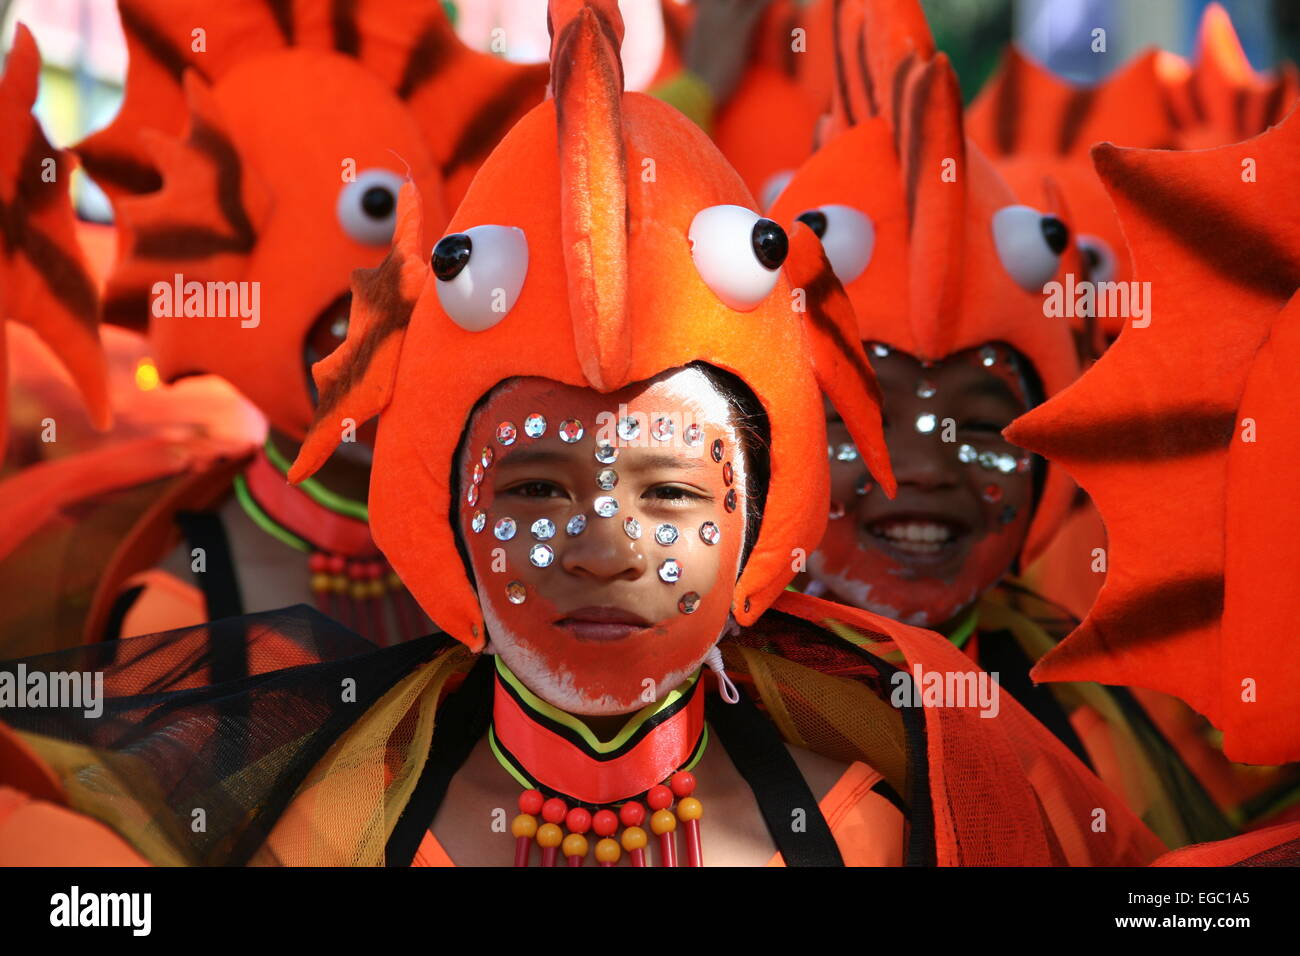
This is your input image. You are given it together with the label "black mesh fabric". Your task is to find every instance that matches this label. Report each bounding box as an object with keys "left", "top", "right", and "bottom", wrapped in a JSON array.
[{"left": 0, "top": 604, "right": 447, "bottom": 865}]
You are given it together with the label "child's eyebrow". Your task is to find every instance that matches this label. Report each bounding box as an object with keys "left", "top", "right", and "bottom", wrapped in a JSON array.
[
  {"left": 494, "top": 447, "right": 574, "bottom": 468},
  {"left": 620, "top": 454, "right": 709, "bottom": 472}
]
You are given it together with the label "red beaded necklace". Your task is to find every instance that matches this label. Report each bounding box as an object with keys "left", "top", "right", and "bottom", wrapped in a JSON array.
[{"left": 490, "top": 656, "right": 708, "bottom": 867}]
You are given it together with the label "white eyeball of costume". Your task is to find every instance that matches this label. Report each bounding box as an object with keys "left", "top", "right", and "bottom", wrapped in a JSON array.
[
  {"left": 431, "top": 225, "right": 529, "bottom": 332},
  {"left": 795, "top": 204, "right": 875, "bottom": 284},
  {"left": 689, "top": 204, "right": 788, "bottom": 312},
  {"left": 1077, "top": 233, "right": 1117, "bottom": 283},
  {"left": 336, "top": 169, "right": 406, "bottom": 245},
  {"left": 992, "top": 205, "right": 1069, "bottom": 292}
]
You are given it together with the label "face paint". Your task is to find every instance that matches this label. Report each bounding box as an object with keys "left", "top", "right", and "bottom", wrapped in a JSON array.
[
  {"left": 458, "top": 368, "right": 748, "bottom": 715},
  {"left": 810, "top": 345, "right": 1035, "bottom": 628}
]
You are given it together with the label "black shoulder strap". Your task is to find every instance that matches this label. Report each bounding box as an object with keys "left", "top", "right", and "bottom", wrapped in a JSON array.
[
  {"left": 176, "top": 510, "right": 245, "bottom": 620},
  {"left": 385, "top": 653, "right": 495, "bottom": 866},
  {"left": 706, "top": 689, "right": 845, "bottom": 867}
]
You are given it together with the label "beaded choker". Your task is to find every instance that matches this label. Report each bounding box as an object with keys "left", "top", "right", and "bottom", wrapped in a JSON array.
[{"left": 491, "top": 656, "right": 709, "bottom": 866}]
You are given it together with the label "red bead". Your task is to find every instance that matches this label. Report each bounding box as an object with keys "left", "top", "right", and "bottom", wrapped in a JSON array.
[
  {"left": 592, "top": 809, "right": 619, "bottom": 837},
  {"left": 347, "top": 561, "right": 367, "bottom": 580},
  {"left": 619, "top": 801, "right": 645, "bottom": 827},
  {"left": 518, "top": 789, "right": 544, "bottom": 815},
  {"left": 565, "top": 807, "right": 592, "bottom": 834},
  {"left": 541, "top": 797, "right": 568, "bottom": 824},
  {"left": 646, "top": 785, "right": 673, "bottom": 811},
  {"left": 308, "top": 552, "right": 329, "bottom": 573},
  {"left": 670, "top": 771, "right": 696, "bottom": 798},
  {"left": 366, "top": 561, "right": 384, "bottom": 580},
  {"left": 326, "top": 554, "right": 347, "bottom": 575}
]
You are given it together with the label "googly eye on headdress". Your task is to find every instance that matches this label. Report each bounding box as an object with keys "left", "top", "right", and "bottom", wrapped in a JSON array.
[
  {"left": 992, "top": 205, "right": 1068, "bottom": 292},
  {"left": 689, "top": 204, "right": 788, "bottom": 311},
  {"left": 795, "top": 204, "right": 875, "bottom": 284},
  {"left": 336, "top": 169, "right": 407, "bottom": 245},
  {"left": 1077, "top": 233, "right": 1117, "bottom": 283},
  {"left": 432, "top": 225, "right": 529, "bottom": 331}
]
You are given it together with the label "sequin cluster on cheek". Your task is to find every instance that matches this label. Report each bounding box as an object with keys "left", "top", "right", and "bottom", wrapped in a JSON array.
[{"left": 460, "top": 406, "right": 741, "bottom": 619}]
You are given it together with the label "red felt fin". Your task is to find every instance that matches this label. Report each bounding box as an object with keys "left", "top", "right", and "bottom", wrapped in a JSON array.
[
  {"left": 785, "top": 222, "right": 894, "bottom": 497},
  {"left": 290, "top": 182, "right": 428, "bottom": 483},
  {"left": 0, "top": 24, "right": 110, "bottom": 448},
  {"left": 1007, "top": 110, "right": 1300, "bottom": 764}
]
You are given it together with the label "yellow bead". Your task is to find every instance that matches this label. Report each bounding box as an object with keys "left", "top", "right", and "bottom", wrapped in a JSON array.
[
  {"left": 594, "top": 837, "right": 621, "bottom": 864},
  {"left": 561, "top": 833, "right": 588, "bottom": 858},
  {"left": 365, "top": 579, "right": 384, "bottom": 598},
  {"left": 385, "top": 572, "right": 403, "bottom": 590},
  {"left": 536, "top": 823, "right": 563, "bottom": 848},
  {"left": 349, "top": 581, "right": 369, "bottom": 599},
  {"left": 331, "top": 574, "right": 350, "bottom": 593},
  {"left": 650, "top": 809, "right": 677, "bottom": 835},
  {"left": 309, "top": 573, "right": 332, "bottom": 593},
  {"left": 677, "top": 797, "right": 703, "bottom": 822},
  {"left": 511, "top": 813, "right": 538, "bottom": 839},
  {"left": 620, "top": 825, "right": 648, "bottom": 851}
]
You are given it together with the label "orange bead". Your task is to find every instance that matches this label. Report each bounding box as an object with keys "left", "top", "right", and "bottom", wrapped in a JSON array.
[
  {"left": 511, "top": 813, "right": 538, "bottom": 839},
  {"left": 650, "top": 809, "right": 677, "bottom": 835},
  {"left": 594, "top": 837, "right": 621, "bottom": 864},
  {"left": 331, "top": 574, "right": 349, "bottom": 593},
  {"left": 366, "top": 579, "right": 385, "bottom": 598},
  {"left": 676, "top": 797, "right": 703, "bottom": 822},
  {"left": 620, "top": 826, "right": 648, "bottom": 851},
  {"left": 536, "top": 823, "right": 564, "bottom": 848},
  {"left": 561, "top": 833, "right": 588, "bottom": 858},
  {"left": 349, "top": 581, "right": 369, "bottom": 599},
  {"left": 309, "top": 573, "right": 332, "bottom": 593},
  {"left": 385, "top": 571, "right": 403, "bottom": 590}
]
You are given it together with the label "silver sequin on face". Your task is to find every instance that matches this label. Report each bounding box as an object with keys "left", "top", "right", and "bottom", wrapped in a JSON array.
[
  {"left": 658, "top": 559, "right": 682, "bottom": 583},
  {"left": 651, "top": 417, "right": 675, "bottom": 441},
  {"left": 684, "top": 424, "right": 704, "bottom": 447},
  {"left": 995, "top": 454, "right": 1017, "bottom": 475},
  {"left": 466, "top": 484, "right": 479, "bottom": 506},
  {"left": 596, "top": 468, "right": 618, "bottom": 491},
  {"left": 829, "top": 501, "right": 845, "bottom": 520},
  {"left": 916, "top": 379, "right": 937, "bottom": 399},
  {"left": 855, "top": 475, "right": 873, "bottom": 497},
  {"left": 472, "top": 462, "right": 485, "bottom": 484},
  {"left": 523, "top": 413, "right": 547, "bottom": 439},
  {"left": 915, "top": 413, "right": 937, "bottom": 434},
  {"left": 566, "top": 514, "right": 587, "bottom": 536},
  {"left": 724, "top": 489, "right": 737, "bottom": 512},
  {"left": 496, "top": 422, "right": 517, "bottom": 446},
  {"left": 871, "top": 343, "right": 891, "bottom": 358},
  {"left": 957, "top": 443, "right": 978, "bottom": 464},
  {"left": 699, "top": 521, "right": 720, "bottom": 545},
  {"left": 506, "top": 581, "right": 527, "bottom": 604},
  {"left": 471, "top": 511, "right": 486, "bottom": 533},
  {"left": 531, "top": 518, "right": 556, "bottom": 540},
  {"left": 834, "top": 443, "right": 859, "bottom": 462},
  {"left": 529, "top": 544, "right": 555, "bottom": 568},
  {"left": 980, "top": 345, "right": 998, "bottom": 367},
  {"left": 559, "top": 419, "right": 584, "bottom": 443},
  {"left": 654, "top": 523, "right": 679, "bottom": 546},
  {"left": 711, "top": 439, "right": 724, "bottom": 463},
  {"left": 623, "top": 516, "right": 642, "bottom": 539},
  {"left": 594, "top": 440, "right": 618, "bottom": 464},
  {"left": 494, "top": 517, "right": 517, "bottom": 541},
  {"left": 678, "top": 592, "right": 701, "bottom": 614},
  {"left": 978, "top": 450, "right": 998, "bottom": 470},
  {"left": 617, "top": 416, "right": 641, "bottom": 441},
  {"left": 481, "top": 446, "right": 494, "bottom": 469},
  {"left": 594, "top": 496, "right": 619, "bottom": 518}
]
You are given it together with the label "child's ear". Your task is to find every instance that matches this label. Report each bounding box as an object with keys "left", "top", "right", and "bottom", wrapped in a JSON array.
[
  {"left": 784, "top": 221, "right": 896, "bottom": 497},
  {"left": 290, "top": 182, "right": 428, "bottom": 483}
]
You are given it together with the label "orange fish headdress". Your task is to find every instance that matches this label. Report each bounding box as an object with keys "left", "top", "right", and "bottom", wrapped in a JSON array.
[
  {"left": 1006, "top": 107, "right": 1300, "bottom": 765},
  {"left": 0, "top": 25, "right": 110, "bottom": 451},
  {"left": 84, "top": 0, "right": 548, "bottom": 439},
  {"left": 290, "top": 0, "right": 894, "bottom": 650},
  {"left": 769, "top": 0, "right": 1080, "bottom": 564}
]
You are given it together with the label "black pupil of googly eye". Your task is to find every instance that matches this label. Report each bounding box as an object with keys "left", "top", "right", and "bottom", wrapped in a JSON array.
[
  {"left": 1082, "top": 244, "right": 1102, "bottom": 272},
  {"left": 751, "top": 218, "right": 789, "bottom": 270},
  {"left": 361, "top": 186, "right": 396, "bottom": 220},
  {"left": 796, "top": 209, "right": 828, "bottom": 239},
  {"left": 1039, "top": 216, "right": 1069, "bottom": 255},
  {"left": 432, "top": 233, "right": 473, "bottom": 281}
]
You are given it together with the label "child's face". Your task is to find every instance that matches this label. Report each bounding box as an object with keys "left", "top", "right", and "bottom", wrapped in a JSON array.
[
  {"left": 458, "top": 368, "right": 748, "bottom": 715},
  {"left": 811, "top": 345, "right": 1035, "bottom": 628}
]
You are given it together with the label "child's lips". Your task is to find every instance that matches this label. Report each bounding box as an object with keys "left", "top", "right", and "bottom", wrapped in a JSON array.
[
  {"left": 860, "top": 514, "right": 972, "bottom": 568},
  {"left": 554, "top": 606, "right": 653, "bottom": 643}
]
